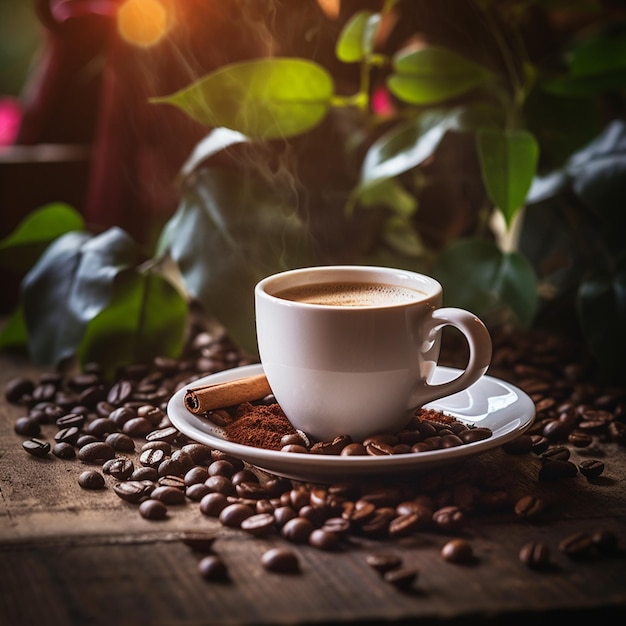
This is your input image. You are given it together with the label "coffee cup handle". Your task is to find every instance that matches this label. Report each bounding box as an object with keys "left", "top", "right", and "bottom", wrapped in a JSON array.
[{"left": 411, "top": 307, "right": 492, "bottom": 408}]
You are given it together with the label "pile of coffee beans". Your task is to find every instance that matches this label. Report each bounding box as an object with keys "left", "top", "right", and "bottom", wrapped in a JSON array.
[{"left": 4, "top": 313, "right": 625, "bottom": 589}]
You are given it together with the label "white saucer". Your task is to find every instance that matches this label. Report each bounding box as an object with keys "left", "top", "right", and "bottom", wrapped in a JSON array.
[{"left": 167, "top": 364, "right": 535, "bottom": 483}]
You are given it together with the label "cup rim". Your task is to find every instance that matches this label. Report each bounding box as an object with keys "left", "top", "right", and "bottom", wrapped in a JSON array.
[{"left": 255, "top": 265, "right": 442, "bottom": 309}]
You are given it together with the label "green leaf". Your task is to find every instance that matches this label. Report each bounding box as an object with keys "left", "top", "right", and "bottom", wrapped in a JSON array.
[
  {"left": 335, "top": 10, "right": 381, "bottom": 63},
  {"left": 476, "top": 128, "right": 539, "bottom": 225},
  {"left": 0, "top": 203, "right": 85, "bottom": 273},
  {"left": 21, "top": 227, "right": 138, "bottom": 367},
  {"left": 570, "top": 32, "right": 626, "bottom": 77},
  {"left": 577, "top": 259, "right": 626, "bottom": 385},
  {"left": 157, "top": 167, "right": 315, "bottom": 354},
  {"left": 434, "top": 239, "right": 538, "bottom": 327},
  {"left": 77, "top": 269, "right": 188, "bottom": 381},
  {"left": 382, "top": 215, "right": 425, "bottom": 258},
  {"left": 0, "top": 307, "right": 28, "bottom": 352},
  {"left": 150, "top": 58, "right": 334, "bottom": 140},
  {"left": 359, "top": 108, "right": 463, "bottom": 188},
  {"left": 388, "top": 46, "right": 494, "bottom": 105},
  {"left": 359, "top": 178, "right": 417, "bottom": 216}
]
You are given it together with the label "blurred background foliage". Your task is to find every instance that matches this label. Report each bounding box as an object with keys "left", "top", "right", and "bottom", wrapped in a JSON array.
[{"left": 0, "top": 0, "right": 625, "bottom": 384}]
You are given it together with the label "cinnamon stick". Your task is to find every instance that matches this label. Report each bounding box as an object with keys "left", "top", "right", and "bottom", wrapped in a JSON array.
[{"left": 184, "top": 373, "right": 272, "bottom": 414}]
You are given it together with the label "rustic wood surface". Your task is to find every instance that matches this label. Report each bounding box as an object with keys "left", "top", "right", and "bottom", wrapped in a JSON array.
[{"left": 1, "top": 346, "right": 626, "bottom": 626}]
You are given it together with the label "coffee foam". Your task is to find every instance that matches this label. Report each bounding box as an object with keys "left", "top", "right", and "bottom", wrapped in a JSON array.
[{"left": 275, "top": 281, "right": 424, "bottom": 306}]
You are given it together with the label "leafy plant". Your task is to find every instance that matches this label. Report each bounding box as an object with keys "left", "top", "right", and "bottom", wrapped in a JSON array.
[{"left": 1, "top": 0, "right": 624, "bottom": 383}]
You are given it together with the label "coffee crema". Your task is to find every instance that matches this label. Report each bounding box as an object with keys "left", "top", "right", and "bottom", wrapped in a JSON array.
[{"left": 274, "top": 281, "right": 425, "bottom": 307}]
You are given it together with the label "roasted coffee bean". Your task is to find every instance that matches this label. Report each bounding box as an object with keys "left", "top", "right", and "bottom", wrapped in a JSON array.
[
  {"left": 514, "top": 495, "right": 545, "bottom": 519},
  {"left": 86, "top": 417, "right": 118, "bottom": 438},
  {"left": 122, "top": 417, "right": 154, "bottom": 437},
  {"left": 310, "top": 435, "right": 352, "bottom": 455},
  {"left": 53, "top": 442, "right": 76, "bottom": 459},
  {"left": 236, "top": 481, "right": 270, "bottom": 500},
  {"left": 231, "top": 469, "right": 259, "bottom": 486},
  {"left": 432, "top": 506, "right": 464, "bottom": 531},
  {"left": 558, "top": 531, "right": 594, "bottom": 559},
  {"left": 340, "top": 443, "right": 367, "bottom": 456},
  {"left": 131, "top": 466, "right": 159, "bottom": 482},
  {"left": 568, "top": 431, "right": 593, "bottom": 448},
  {"left": 540, "top": 445, "right": 571, "bottom": 462},
  {"left": 578, "top": 459, "right": 605, "bottom": 479},
  {"left": 273, "top": 506, "right": 298, "bottom": 528},
  {"left": 388, "top": 513, "right": 421, "bottom": 538},
  {"left": 108, "top": 406, "right": 136, "bottom": 427},
  {"left": 151, "top": 485, "right": 187, "bottom": 505},
  {"left": 141, "top": 440, "right": 171, "bottom": 454},
  {"left": 308, "top": 528, "right": 340, "bottom": 551},
  {"left": 104, "top": 432, "right": 135, "bottom": 452},
  {"left": 542, "top": 419, "right": 571, "bottom": 442},
  {"left": 5, "top": 377, "right": 34, "bottom": 403},
  {"left": 102, "top": 457, "right": 134, "bottom": 480},
  {"left": 107, "top": 380, "right": 134, "bottom": 406},
  {"left": 383, "top": 566, "right": 418, "bottom": 589},
  {"left": 181, "top": 443, "right": 214, "bottom": 465},
  {"left": 261, "top": 547, "right": 299, "bottom": 573},
  {"left": 158, "top": 475, "right": 186, "bottom": 490},
  {"left": 538, "top": 459, "right": 578, "bottom": 481},
  {"left": 200, "top": 492, "right": 229, "bottom": 517},
  {"left": 441, "top": 538, "right": 474, "bottom": 564},
  {"left": 530, "top": 434, "right": 550, "bottom": 454},
  {"left": 139, "top": 499, "right": 167, "bottom": 520},
  {"left": 23, "top": 438, "right": 51, "bottom": 457},
  {"left": 184, "top": 466, "right": 209, "bottom": 486},
  {"left": 208, "top": 459, "right": 235, "bottom": 478},
  {"left": 145, "top": 426, "right": 179, "bottom": 444},
  {"left": 365, "top": 552, "right": 403, "bottom": 574},
  {"left": 205, "top": 475, "right": 235, "bottom": 496},
  {"left": 186, "top": 483, "right": 211, "bottom": 502},
  {"left": 321, "top": 517, "right": 351, "bottom": 536},
  {"left": 113, "top": 480, "right": 154, "bottom": 503},
  {"left": 137, "top": 405, "right": 167, "bottom": 425},
  {"left": 78, "top": 441, "right": 115, "bottom": 464},
  {"left": 281, "top": 516, "right": 314, "bottom": 543},
  {"left": 54, "top": 426, "right": 80, "bottom": 445},
  {"left": 240, "top": 513, "right": 276, "bottom": 537},
  {"left": 282, "top": 444, "right": 309, "bottom": 454},
  {"left": 198, "top": 555, "right": 229, "bottom": 581},
  {"left": 55, "top": 412, "right": 86, "bottom": 429},
  {"left": 76, "top": 434, "right": 101, "bottom": 448},
  {"left": 218, "top": 502, "right": 255, "bottom": 528},
  {"left": 139, "top": 447, "right": 166, "bottom": 469},
  {"left": 14, "top": 416, "right": 41, "bottom": 437},
  {"left": 280, "top": 433, "right": 307, "bottom": 448},
  {"left": 78, "top": 469, "right": 105, "bottom": 490},
  {"left": 519, "top": 541, "right": 550, "bottom": 569},
  {"left": 459, "top": 427, "right": 493, "bottom": 444}
]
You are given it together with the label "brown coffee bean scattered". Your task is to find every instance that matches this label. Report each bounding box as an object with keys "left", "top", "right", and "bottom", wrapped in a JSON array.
[
  {"left": 198, "top": 555, "right": 229, "bottom": 581},
  {"left": 78, "top": 470, "right": 105, "bottom": 490},
  {"left": 365, "top": 552, "right": 403, "bottom": 574},
  {"left": 514, "top": 495, "right": 545, "bottom": 519},
  {"left": 519, "top": 541, "right": 550, "bottom": 570},
  {"left": 441, "top": 538, "right": 474, "bottom": 564},
  {"left": 558, "top": 531, "right": 594, "bottom": 559},
  {"left": 139, "top": 499, "right": 168, "bottom": 520},
  {"left": 383, "top": 566, "right": 418, "bottom": 589},
  {"left": 261, "top": 547, "right": 300, "bottom": 573},
  {"left": 578, "top": 459, "right": 605, "bottom": 479}
]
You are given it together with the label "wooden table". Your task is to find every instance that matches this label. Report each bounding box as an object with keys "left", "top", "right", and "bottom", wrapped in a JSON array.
[{"left": 1, "top": 330, "right": 626, "bottom": 626}]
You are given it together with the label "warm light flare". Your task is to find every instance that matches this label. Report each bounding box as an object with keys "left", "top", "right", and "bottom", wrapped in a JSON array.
[
  {"left": 117, "top": 0, "right": 171, "bottom": 48},
  {"left": 317, "top": 0, "right": 340, "bottom": 20}
]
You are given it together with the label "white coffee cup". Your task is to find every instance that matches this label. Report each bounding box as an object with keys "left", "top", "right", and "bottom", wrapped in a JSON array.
[{"left": 254, "top": 265, "right": 492, "bottom": 442}]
